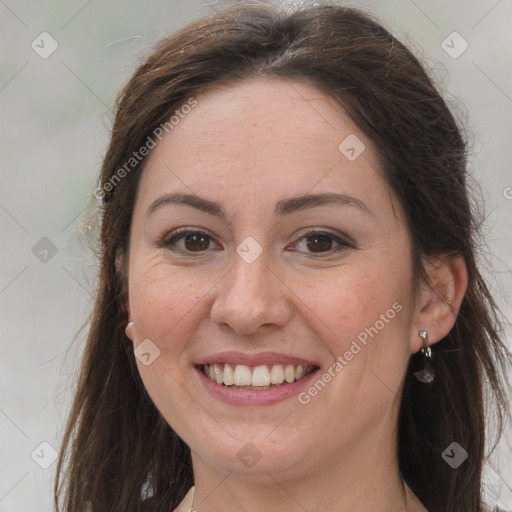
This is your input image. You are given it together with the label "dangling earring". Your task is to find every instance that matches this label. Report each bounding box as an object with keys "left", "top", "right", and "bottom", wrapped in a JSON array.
[{"left": 414, "top": 330, "right": 435, "bottom": 383}]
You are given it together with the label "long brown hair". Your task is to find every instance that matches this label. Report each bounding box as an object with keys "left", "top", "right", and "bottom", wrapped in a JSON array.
[{"left": 54, "top": 2, "right": 511, "bottom": 511}]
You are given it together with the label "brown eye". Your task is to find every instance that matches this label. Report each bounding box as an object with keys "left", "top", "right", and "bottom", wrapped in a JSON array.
[
  {"left": 183, "top": 232, "right": 210, "bottom": 251},
  {"left": 290, "top": 229, "right": 351, "bottom": 257},
  {"left": 161, "top": 229, "right": 218, "bottom": 254},
  {"left": 305, "top": 233, "right": 333, "bottom": 253}
]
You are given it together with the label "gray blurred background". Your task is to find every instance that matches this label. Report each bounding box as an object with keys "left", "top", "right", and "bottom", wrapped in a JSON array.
[{"left": 1, "top": 0, "right": 511, "bottom": 510}]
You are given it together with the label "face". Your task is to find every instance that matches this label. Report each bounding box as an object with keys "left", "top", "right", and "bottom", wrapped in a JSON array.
[{"left": 125, "top": 78, "right": 419, "bottom": 483}]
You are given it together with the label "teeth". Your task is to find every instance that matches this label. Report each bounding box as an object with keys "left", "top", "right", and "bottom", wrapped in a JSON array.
[
  {"left": 270, "top": 364, "right": 284, "bottom": 384},
  {"left": 284, "top": 365, "right": 295, "bottom": 383},
  {"left": 252, "top": 365, "right": 270, "bottom": 386},
  {"left": 223, "top": 363, "right": 234, "bottom": 385},
  {"left": 214, "top": 363, "right": 223, "bottom": 384},
  {"left": 234, "top": 365, "right": 252, "bottom": 386},
  {"left": 202, "top": 363, "right": 315, "bottom": 388}
]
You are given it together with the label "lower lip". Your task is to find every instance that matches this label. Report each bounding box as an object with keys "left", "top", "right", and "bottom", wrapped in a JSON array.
[{"left": 194, "top": 366, "right": 320, "bottom": 406}]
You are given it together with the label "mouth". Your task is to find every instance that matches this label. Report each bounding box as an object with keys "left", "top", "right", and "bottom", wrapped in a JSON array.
[{"left": 199, "top": 363, "right": 317, "bottom": 390}]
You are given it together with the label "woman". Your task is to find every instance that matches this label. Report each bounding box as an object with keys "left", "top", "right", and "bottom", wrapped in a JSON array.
[{"left": 54, "top": 2, "right": 511, "bottom": 511}]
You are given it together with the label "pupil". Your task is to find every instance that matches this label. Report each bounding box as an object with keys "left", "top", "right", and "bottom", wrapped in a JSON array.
[
  {"left": 306, "top": 234, "right": 331, "bottom": 252},
  {"left": 185, "top": 233, "right": 209, "bottom": 251}
]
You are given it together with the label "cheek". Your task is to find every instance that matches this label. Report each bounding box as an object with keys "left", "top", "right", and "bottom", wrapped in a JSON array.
[
  {"left": 294, "top": 264, "right": 406, "bottom": 348},
  {"left": 287, "top": 266, "right": 411, "bottom": 443},
  {"left": 128, "top": 261, "right": 214, "bottom": 357},
  {"left": 291, "top": 259, "right": 411, "bottom": 396},
  {"left": 127, "top": 261, "right": 215, "bottom": 435}
]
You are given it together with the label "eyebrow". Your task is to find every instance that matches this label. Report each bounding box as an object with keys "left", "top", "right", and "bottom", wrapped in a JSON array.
[{"left": 146, "top": 192, "right": 373, "bottom": 219}]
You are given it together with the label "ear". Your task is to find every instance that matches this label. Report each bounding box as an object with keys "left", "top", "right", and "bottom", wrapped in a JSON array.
[{"left": 411, "top": 254, "right": 468, "bottom": 353}]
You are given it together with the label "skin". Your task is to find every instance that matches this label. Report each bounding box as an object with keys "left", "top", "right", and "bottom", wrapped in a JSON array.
[{"left": 124, "top": 77, "right": 468, "bottom": 512}]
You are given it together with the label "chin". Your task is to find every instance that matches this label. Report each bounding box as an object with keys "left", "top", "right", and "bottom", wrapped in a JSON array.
[{"left": 191, "top": 433, "right": 310, "bottom": 477}]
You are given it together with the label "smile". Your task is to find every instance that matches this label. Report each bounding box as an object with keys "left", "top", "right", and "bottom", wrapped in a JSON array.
[{"left": 202, "top": 363, "right": 316, "bottom": 389}]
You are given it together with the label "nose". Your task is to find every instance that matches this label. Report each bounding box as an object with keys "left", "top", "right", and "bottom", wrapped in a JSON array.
[{"left": 210, "top": 249, "right": 293, "bottom": 335}]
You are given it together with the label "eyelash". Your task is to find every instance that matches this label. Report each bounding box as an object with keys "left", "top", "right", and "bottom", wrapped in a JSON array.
[{"left": 158, "top": 227, "right": 353, "bottom": 258}]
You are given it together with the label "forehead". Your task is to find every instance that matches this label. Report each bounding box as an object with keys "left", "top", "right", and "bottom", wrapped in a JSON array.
[
  {"left": 151, "top": 77, "right": 369, "bottom": 165},
  {"left": 136, "top": 77, "right": 396, "bottom": 220}
]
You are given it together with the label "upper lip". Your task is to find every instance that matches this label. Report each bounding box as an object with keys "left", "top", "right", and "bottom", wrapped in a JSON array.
[{"left": 196, "top": 351, "right": 319, "bottom": 367}]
